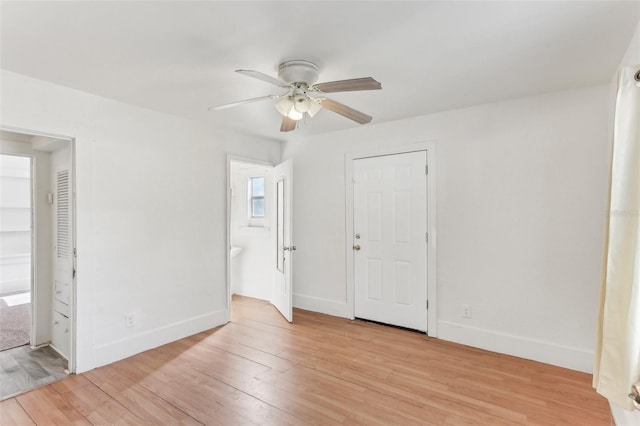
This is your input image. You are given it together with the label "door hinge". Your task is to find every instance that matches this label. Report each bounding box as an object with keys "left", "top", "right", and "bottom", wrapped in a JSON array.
[
  {"left": 425, "top": 165, "right": 428, "bottom": 175},
  {"left": 425, "top": 232, "right": 428, "bottom": 242},
  {"left": 426, "top": 300, "right": 429, "bottom": 310}
]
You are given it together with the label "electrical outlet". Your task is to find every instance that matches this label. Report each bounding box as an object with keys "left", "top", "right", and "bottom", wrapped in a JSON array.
[
  {"left": 125, "top": 313, "right": 135, "bottom": 327},
  {"left": 462, "top": 304, "right": 472, "bottom": 318}
]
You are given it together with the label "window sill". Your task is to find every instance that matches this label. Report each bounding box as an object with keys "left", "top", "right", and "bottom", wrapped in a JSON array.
[{"left": 239, "top": 226, "right": 271, "bottom": 231}]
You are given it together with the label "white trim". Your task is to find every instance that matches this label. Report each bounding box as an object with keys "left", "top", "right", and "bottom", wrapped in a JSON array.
[
  {"left": 90, "top": 309, "right": 227, "bottom": 371},
  {"left": 438, "top": 320, "right": 594, "bottom": 373},
  {"left": 1, "top": 125, "right": 74, "bottom": 143},
  {"left": 345, "top": 141, "right": 438, "bottom": 337},
  {"left": 293, "top": 293, "right": 348, "bottom": 318},
  {"left": 226, "top": 154, "right": 274, "bottom": 322},
  {"left": 227, "top": 155, "right": 274, "bottom": 168},
  {"left": 69, "top": 137, "right": 77, "bottom": 374},
  {"left": 29, "top": 154, "right": 37, "bottom": 351}
]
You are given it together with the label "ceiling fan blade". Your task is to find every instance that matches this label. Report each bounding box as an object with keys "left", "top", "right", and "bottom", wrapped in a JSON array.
[
  {"left": 280, "top": 116, "right": 297, "bottom": 132},
  {"left": 314, "top": 77, "right": 381, "bottom": 93},
  {"left": 319, "top": 98, "right": 372, "bottom": 124},
  {"left": 208, "top": 94, "right": 280, "bottom": 111},
  {"left": 236, "top": 69, "right": 288, "bottom": 87}
]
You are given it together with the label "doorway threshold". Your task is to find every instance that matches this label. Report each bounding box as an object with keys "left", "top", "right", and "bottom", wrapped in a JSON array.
[
  {"left": 0, "top": 345, "right": 68, "bottom": 400},
  {"left": 355, "top": 317, "right": 425, "bottom": 334}
]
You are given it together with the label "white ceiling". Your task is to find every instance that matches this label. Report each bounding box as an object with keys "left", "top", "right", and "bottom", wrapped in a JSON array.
[{"left": 1, "top": 1, "right": 638, "bottom": 141}]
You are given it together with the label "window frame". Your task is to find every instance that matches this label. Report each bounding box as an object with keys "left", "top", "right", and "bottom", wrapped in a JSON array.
[{"left": 247, "top": 175, "right": 266, "bottom": 227}]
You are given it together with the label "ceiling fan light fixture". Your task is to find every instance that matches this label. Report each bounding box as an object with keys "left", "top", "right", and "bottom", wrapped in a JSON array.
[
  {"left": 275, "top": 96, "right": 294, "bottom": 116},
  {"left": 307, "top": 99, "right": 322, "bottom": 118},
  {"left": 287, "top": 109, "right": 304, "bottom": 121},
  {"left": 293, "top": 95, "right": 311, "bottom": 113},
  {"left": 276, "top": 96, "right": 304, "bottom": 121}
]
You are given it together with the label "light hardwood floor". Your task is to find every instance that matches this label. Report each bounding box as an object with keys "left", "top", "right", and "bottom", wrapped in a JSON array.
[{"left": 0, "top": 296, "right": 612, "bottom": 425}]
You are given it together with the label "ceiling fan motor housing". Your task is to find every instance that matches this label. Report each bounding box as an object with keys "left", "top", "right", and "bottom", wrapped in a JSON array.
[{"left": 278, "top": 60, "right": 320, "bottom": 85}]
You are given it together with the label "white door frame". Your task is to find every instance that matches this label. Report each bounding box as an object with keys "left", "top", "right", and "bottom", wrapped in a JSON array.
[
  {"left": 345, "top": 141, "right": 438, "bottom": 336},
  {"left": 225, "top": 155, "right": 274, "bottom": 322},
  {"left": 1, "top": 125, "right": 77, "bottom": 372}
]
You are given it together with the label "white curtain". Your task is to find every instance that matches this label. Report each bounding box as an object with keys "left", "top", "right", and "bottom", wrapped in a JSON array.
[{"left": 593, "top": 65, "right": 640, "bottom": 411}]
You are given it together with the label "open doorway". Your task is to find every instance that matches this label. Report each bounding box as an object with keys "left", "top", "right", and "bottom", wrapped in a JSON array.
[
  {"left": 0, "top": 154, "right": 32, "bottom": 352},
  {"left": 227, "top": 157, "right": 294, "bottom": 323},
  {"left": 0, "top": 129, "right": 75, "bottom": 400},
  {"left": 228, "top": 160, "right": 274, "bottom": 303}
]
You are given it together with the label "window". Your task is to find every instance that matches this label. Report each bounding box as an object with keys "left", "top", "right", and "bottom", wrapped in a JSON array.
[{"left": 249, "top": 176, "right": 265, "bottom": 219}]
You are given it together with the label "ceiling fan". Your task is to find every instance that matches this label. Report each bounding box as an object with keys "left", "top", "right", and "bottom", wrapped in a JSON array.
[{"left": 209, "top": 60, "right": 382, "bottom": 132}]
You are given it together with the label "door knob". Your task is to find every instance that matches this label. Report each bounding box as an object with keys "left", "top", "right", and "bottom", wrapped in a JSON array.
[{"left": 353, "top": 245, "right": 361, "bottom": 251}]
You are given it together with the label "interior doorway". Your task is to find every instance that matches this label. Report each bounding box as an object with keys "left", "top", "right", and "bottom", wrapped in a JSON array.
[
  {"left": 0, "top": 154, "right": 33, "bottom": 352},
  {"left": 0, "top": 129, "right": 75, "bottom": 399},
  {"left": 227, "top": 157, "right": 294, "bottom": 323},
  {"left": 228, "top": 160, "right": 274, "bottom": 303}
]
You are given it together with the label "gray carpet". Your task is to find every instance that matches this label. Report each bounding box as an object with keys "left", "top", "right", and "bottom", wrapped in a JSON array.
[{"left": 0, "top": 294, "right": 30, "bottom": 352}]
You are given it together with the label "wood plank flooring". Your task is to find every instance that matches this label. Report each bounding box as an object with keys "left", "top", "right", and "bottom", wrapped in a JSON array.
[{"left": 0, "top": 296, "right": 612, "bottom": 425}]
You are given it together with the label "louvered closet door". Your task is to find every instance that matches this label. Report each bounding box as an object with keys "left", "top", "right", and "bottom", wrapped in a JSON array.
[
  {"left": 52, "top": 168, "right": 72, "bottom": 358},
  {"left": 56, "top": 170, "right": 70, "bottom": 262},
  {"left": 353, "top": 151, "right": 428, "bottom": 331}
]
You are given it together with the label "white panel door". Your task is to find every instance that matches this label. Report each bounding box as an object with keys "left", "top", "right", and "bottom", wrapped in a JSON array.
[
  {"left": 271, "top": 160, "right": 293, "bottom": 322},
  {"left": 354, "top": 151, "right": 427, "bottom": 331}
]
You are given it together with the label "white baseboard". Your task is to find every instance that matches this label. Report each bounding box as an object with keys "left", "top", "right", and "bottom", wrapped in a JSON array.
[
  {"left": 89, "top": 309, "right": 228, "bottom": 372},
  {"left": 437, "top": 320, "right": 594, "bottom": 373},
  {"left": 293, "top": 293, "right": 348, "bottom": 318},
  {"left": 232, "top": 289, "right": 270, "bottom": 302},
  {"left": 611, "top": 402, "right": 640, "bottom": 426}
]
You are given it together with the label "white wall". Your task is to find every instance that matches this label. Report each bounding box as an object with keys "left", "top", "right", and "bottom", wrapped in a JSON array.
[
  {"left": 230, "top": 162, "right": 273, "bottom": 301},
  {"left": 0, "top": 70, "right": 281, "bottom": 372},
  {"left": 282, "top": 84, "right": 610, "bottom": 373},
  {"left": 619, "top": 17, "right": 640, "bottom": 69}
]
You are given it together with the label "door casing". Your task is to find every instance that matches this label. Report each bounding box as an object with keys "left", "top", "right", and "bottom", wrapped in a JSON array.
[
  {"left": 345, "top": 141, "right": 438, "bottom": 336},
  {"left": 0, "top": 126, "right": 77, "bottom": 372}
]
